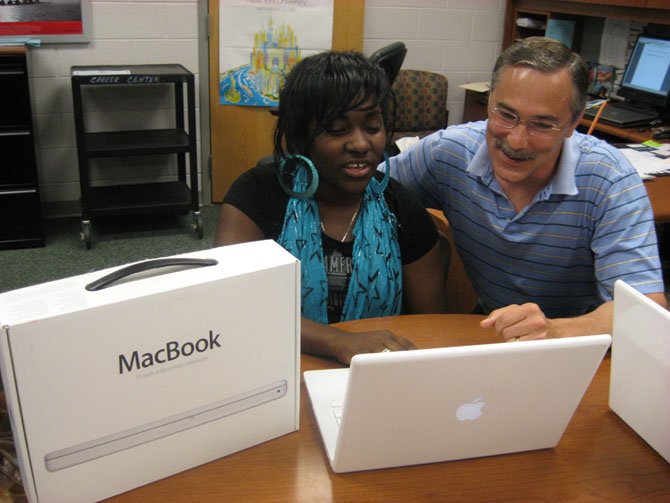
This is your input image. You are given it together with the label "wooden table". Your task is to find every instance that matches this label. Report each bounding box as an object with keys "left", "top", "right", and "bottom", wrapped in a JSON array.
[
  {"left": 645, "top": 176, "right": 670, "bottom": 223},
  {"left": 105, "top": 315, "right": 670, "bottom": 502},
  {"left": 576, "top": 118, "right": 670, "bottom": 223},
  {"left": 580, "top": 116, "right": 663, "bottom": 144}
]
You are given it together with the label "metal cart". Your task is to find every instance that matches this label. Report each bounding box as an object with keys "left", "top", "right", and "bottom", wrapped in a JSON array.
[{"left": 71, "top": 64, "right": 201, "bottom": 249}]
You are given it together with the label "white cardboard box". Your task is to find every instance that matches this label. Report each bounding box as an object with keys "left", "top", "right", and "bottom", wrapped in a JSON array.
[{"left": 0, "top": 240, "right": 300, "bottom": 502}]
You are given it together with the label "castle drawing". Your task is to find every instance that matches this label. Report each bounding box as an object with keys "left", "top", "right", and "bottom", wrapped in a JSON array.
[{"left": 249, "top": 17, "right": 301, "bottom": 102}]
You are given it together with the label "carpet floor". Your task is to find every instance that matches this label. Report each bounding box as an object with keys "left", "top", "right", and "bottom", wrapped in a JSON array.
[{"left": 1, "top": 205, "right": 221, "bottom": 294}]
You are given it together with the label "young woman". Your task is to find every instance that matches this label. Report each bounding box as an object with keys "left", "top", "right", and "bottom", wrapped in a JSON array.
[{"left": 215, "top": 51, "right": 447, "bottom": 364}]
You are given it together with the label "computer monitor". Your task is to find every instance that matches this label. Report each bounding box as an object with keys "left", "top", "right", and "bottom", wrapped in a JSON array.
[{"left": 617, "top": 34, "right": 670, "bottom": 111}]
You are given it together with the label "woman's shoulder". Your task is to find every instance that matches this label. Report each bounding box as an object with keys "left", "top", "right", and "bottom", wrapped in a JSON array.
[
  {"left": 381, "top": 171, "right": 427, "bottom": 209},
  {"left": 223, "top": 159, "right": 287, "bottom": 239},
  {"left": 235, "top": 158, "right": 277, "bottom": 183},
  {"left": 225, "top": 160, "right": 281, "bottom": 198},
  {"left": 377, "top": 171, "right": 438, "bottom": 263}
]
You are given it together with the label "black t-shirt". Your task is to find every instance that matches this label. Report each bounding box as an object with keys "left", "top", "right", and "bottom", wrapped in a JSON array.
[{"left": 223, "top": 162, "right": 438, "bottom": 322}]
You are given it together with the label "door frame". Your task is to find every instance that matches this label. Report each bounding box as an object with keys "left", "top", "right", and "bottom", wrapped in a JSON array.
[{"left": 198, "top": 1, "right": 212, "bottom": 205}]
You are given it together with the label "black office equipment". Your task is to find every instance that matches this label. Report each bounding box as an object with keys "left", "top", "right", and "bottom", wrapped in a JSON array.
[
  {"left": 652, "top": 128, "right": 670, "bottom": 140},
  {"left": 0, "top": 47, "right": 44, "bottom": 250},
  {"left": 369, "top": 42, "right": 407, "bottom": 86},
  {"left": 71, "top": 64, "right": 201, "bottom": 249},
  {"left": 584, "top": 34, "right": 670, "bottom": 128}
]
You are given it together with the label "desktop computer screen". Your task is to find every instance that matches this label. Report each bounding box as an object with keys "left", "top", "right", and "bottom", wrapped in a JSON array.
[
  {"left": 584, "top": 34, "right": 670, "bottom": 128},
  {"left": 618, "top": 34, "right": 670, "bottom": 110}
]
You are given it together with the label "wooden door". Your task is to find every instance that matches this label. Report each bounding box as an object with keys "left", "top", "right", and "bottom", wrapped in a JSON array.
[{"left": 208, "top": 0, "right": 365, "bottom": 202}]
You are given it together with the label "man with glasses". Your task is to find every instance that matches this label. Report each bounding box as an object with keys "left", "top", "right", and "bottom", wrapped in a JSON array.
[{"left": 383, "top": 36, "right": 666, "bottom": 341}]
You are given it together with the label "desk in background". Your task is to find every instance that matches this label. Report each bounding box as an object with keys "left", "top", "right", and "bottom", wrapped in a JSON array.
[
  {"left": 645, "top": 177, "right": 670, "bottom": 223},
  {"left": 104, "top": 315, "right": 670, "bottom": 502}
]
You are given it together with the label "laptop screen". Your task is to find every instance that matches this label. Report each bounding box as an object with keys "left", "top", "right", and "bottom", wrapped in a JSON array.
[{"left": 618, "top": 34, "right": 670, "bottom": 109}]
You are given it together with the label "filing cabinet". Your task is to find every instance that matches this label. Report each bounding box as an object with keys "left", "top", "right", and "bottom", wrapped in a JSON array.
[
  {"left": 0, "top": 46, "right": 44, "bottom": 249},
  {"left": 463, "top": 89, "right": 489, "bottom": 123}
]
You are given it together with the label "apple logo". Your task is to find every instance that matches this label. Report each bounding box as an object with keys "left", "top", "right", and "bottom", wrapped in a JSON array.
[{"left": 456, "top": 397, "right": 485, "bottom": 421}]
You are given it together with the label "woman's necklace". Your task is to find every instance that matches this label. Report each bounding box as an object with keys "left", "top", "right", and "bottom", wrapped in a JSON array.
[{"left": 320, "top": 202, "right": 361, "bottom": 243}]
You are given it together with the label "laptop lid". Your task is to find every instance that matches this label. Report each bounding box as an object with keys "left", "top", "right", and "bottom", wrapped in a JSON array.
[
  {"left": 583, "top": 102, "right": 659, "bottom": 128},
  {"left": 305, "top": 334, "right": 611, "bottom": 473},
  {"left": 610, "top": 280, "right": 670, "bottom": 463}
]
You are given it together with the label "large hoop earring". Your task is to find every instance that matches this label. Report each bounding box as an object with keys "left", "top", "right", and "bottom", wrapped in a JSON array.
[
  {"left": 277, "top": 154, "right": 319, "bottom": 199},
  {"left": 370, "top": 152, "right": 391, "bottom": 196}
]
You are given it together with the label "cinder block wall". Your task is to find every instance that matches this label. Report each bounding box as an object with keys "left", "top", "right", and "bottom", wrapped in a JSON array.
[
  {"left": 28, "top": 1, "right": 503, "bottom": 217},
  {"left": 364, "top": 0, "right": 504, "bottom": 125}
]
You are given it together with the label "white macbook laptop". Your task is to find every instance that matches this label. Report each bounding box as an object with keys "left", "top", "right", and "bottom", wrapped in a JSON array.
[
  {"left": 304, "top": 334, "right": 611, "bottom": 473},
  {"left": 610, "top": 280, "right": 670, "bottom": 463}
]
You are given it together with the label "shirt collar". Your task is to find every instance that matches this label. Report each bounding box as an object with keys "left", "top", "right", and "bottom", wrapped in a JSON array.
[{"left": 551, "top": 134, "right": 579, "bottom": 196}]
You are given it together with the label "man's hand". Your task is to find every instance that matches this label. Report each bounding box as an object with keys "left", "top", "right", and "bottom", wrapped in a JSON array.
[
  {"left": 333, "top": 330, "right": 416, "bottom": 364},
  {"left": 479, "top": 303, "right": 557, "bottom": 342}
]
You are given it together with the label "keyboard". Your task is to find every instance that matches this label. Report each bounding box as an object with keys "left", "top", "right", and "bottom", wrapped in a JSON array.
[
  {"left": 331, "top": 402, "right": 344, "bottom": 425},
  {"left": 584, "top": 101, "right": 660, "bottom": 128}
]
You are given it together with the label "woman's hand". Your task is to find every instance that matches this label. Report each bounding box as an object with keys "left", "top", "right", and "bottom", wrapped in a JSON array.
[
  {"left": 302, "top": 318, "right": 415, "bottom": 365},
  {"left": 331, "top": 329, "right": 416, "bottom": 365}
]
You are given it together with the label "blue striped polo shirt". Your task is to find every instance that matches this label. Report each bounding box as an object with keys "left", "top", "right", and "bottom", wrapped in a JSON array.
[{"left": 385, "top": 121, "right": 665, "bottom": 317}]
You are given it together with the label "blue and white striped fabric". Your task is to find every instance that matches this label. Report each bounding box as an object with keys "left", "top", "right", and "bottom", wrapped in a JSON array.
[{"left": 385, "top": 121, "right": 664, "bottom": 317}]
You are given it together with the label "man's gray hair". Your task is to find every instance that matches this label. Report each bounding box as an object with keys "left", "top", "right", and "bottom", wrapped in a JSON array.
[{"left": 490, "top": 37, "right": 589, "bottom": 121}]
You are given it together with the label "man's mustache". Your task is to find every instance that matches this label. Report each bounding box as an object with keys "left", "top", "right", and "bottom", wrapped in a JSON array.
[{"left": 495, "top": 139, "right": 537, "bottom": 161}]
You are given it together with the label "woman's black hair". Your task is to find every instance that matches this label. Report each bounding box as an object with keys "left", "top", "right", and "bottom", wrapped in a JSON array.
[{"left": 273, "top": 51, "right": 393, "bottom": 159}]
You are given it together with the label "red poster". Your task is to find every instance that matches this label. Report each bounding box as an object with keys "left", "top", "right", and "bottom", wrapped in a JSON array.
[{"left": 0, "top": 0, "right": 90, "bottom": 42}]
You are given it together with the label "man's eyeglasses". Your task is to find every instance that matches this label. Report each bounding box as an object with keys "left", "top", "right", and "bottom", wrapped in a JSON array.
[{"left": 488, "top": 106, "right": 564, "bottom": 138}]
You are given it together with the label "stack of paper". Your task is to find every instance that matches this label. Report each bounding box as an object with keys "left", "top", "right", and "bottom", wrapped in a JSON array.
[{"left": 619, "top": 144, "right": 670, "bottom": 179}]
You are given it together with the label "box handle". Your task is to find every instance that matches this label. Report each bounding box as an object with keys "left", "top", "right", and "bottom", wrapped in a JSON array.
[{"left": 85, "top": 258, "right": 218, "bottom": 291}]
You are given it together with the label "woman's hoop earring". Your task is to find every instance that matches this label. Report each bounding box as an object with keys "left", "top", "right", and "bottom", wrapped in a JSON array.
[
  {"left": 278, "top": 154, "right": 319, "bottom": 199},
  {"left": 370, "top": 152, "right": 391, "bottom": 196}
]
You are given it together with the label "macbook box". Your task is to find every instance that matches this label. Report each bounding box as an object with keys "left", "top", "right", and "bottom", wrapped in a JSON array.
[
  {"left": 0, "top": 242, "right": 300, "bottom": 502},
  {"left": 609, "top": 280, "right": 670, "bottom": 463}
]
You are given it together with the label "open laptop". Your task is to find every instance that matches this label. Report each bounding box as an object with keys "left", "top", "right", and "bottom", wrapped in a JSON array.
[
  {"left": 583, "top": 34, "right": 670, "bottom": 129},
  {"left": 583, "top": 101, "right": 660, "bottom": 129},
  {"left": 304, "top": 334, "right": 611, "bottom": 473},
  {"left": 609, "top": 280, "right": 670, "bottom": 463}
]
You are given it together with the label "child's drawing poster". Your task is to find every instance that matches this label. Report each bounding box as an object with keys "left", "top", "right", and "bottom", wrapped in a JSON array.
[{"left": 219, "top": 0, "right": 334, "bottom": 107}]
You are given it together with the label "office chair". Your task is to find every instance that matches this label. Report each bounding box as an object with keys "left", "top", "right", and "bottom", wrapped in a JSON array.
[
  {"left": 390, "top": 69, "right": 449, "bottom": 150},
  {"left": 369, "top": 42, "right": 407, "bottom": 86},
  {"left": 270, "top": 43, "right": 407, "bottom": 117}
]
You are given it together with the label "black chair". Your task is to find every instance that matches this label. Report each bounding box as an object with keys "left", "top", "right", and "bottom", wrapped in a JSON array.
[{"left": 369, "top": 42, "right": 407, "bottom": 86}]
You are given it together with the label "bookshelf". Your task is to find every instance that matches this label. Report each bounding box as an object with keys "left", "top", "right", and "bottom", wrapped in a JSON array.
[{"left": 503, "top": 0, "right": 670, "bottom": 51}]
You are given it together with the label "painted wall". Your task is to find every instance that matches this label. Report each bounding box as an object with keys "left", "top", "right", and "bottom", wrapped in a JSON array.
[
  {"left": 364, "top": 0, "right": 504, "bottom": 125},
  {"left": 28, "top": 0, "right": 504, "bottom": 217},
  {"left": 29, "top": 0, "right": 200, "bottom": 217}
]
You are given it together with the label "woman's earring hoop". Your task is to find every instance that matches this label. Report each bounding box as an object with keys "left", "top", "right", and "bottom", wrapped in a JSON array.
[
  {"left": 371, "top": 152, "right": 391, "bottom": 196},
  {"left": 278, "top": 154, "right": 319, "bottom": 199}
]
